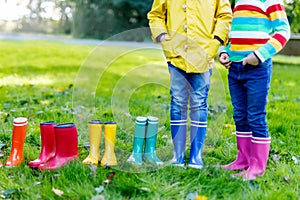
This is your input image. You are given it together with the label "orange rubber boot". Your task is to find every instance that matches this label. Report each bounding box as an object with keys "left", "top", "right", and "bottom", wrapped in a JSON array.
[{"left": 5, "top": 117, "right": 28, "bottom": 167}]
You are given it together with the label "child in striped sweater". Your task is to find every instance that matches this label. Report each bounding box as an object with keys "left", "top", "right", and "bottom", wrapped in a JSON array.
[{"left": 219, "top": 0, "right": 290, "bottom": 180}]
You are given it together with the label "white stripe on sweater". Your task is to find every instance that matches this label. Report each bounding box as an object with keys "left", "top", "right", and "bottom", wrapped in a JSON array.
[
  {"left": 235, "top": 0, "right": 281, "bottom": 12},
  {"left": 229, "top": 31, "right": 271, "bottom": 39}
]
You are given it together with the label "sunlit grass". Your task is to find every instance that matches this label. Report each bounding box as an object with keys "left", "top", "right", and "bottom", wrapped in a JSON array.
[{"left": 0, "top": 40, "right": 299, "bottom": 199}]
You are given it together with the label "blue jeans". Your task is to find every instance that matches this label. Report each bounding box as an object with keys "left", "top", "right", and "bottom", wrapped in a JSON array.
[
  {"left": 228, "top": 59, "right": 272, "bottom": 138},
  {"left": 168, "top": 63, "right": 211, "bottom": 124},
  {"left": 168, "top": 63, "right": 211, "bottom": 165}
]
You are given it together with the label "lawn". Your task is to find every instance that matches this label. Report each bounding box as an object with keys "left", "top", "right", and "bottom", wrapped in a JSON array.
[{"left": 0, "top": 39, "right": 299, "bottom": 199}]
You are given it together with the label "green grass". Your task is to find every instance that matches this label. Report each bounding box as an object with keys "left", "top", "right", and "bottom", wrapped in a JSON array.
[{"left": 0, "top": 40, "right": 299, "bottom": 199}]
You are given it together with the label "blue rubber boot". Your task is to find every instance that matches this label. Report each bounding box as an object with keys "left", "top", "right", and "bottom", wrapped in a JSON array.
[
  {"left": 127, "top": 116, "right": 147, "bottom": 165},
  {"left": 144, "top": 116, "right": 163, "bottom": 165},
  {"left": 188, "top": 121, "right": 207, "bottom": 169},
  {"left": 170, "top": 119, "right": 187, "bottom": 167}
]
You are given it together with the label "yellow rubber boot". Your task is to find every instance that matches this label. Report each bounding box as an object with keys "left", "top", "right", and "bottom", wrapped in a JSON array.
[
  {"left": 82, "top": 120, "right": 103, "bottom": 165},
  {"left": 101, "top": 122, "right": 117, "bottom": 166}
]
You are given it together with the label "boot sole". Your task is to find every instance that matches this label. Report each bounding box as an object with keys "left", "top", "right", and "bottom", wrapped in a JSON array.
[
  {"left": 188, "top": 164, "right": 203, "bottom": 169},
  {"left": 170, "top": 163, "right": 184, "bottom": 167}
]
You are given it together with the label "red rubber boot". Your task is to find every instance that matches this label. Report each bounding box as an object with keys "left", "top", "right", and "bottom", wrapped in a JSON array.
[
  {"left": 39, "top": 123, "right": 78, "bottom": 170},
  {"left": 28, "top": 121, "right": 56, "bottom": 168}
]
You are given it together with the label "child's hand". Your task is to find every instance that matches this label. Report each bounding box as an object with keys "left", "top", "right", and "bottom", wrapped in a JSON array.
[
  {"left": 159, "top": 34, "right": 170, "bottom": 42},
  {"left": 219, "top": 53, "right": 231, "bottom": 69},
  {"left": 243, "top": 53, "right": 259, "bottom": 66}
]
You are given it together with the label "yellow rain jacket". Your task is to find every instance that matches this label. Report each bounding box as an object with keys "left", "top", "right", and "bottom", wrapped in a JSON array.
[{"left": 148, "top": 0, "right": 232, "bottom": 73}]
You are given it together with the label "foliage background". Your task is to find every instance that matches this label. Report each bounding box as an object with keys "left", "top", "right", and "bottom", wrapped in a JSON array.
[{"left": 0, "top": 0, "right": 299, "bottom": 39}]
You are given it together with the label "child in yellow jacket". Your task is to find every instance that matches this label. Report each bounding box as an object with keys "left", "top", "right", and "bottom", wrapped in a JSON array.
[{"left": 148, "top": 0, "right": 232, "bottom": 168}]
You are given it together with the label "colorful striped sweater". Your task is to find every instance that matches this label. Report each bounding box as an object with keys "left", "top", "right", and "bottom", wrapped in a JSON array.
[{"left": 224, "top": 0, "right": 290, "bottom": 62}]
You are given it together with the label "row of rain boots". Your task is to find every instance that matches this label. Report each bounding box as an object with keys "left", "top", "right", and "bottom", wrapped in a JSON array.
[
  {"left": 127, "top": 116, "right": 163, "bottom": 165},
  {"left": 82, "top": 120, "right": 117, "bottom": 166},
  {"left": 1, "top": 117, "right": 271, "bottom": 179},
  {"left": 2, "top": 116, "right": 159, "bottom": 169},
  {"left": 2, "top": 118, "right": 117, "bottom": 169},
  {"left": 1, "top": 118, "right": 78, "bottom": 170}
]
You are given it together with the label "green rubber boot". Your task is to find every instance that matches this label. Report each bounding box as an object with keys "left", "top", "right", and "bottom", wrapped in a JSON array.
[
  {"left": 144, "top": 116, "right": 163, "bottom": 165},
  {"left": 127, "top": 116, "right": 147, "bottom": 165}
]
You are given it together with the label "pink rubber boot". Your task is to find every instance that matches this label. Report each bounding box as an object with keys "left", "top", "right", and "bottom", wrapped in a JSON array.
[
  {"left": 241, "top": 137, "right": 271, "bottom": 180},
  {"left": 222, "top": 131, "right": 252, "bottom": 171}
]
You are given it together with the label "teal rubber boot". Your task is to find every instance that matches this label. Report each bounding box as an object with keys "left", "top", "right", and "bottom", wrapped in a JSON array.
[
  {"left": 144, "top": 116, "right": 163, "bottom": 165},
  {"left": 127, "top": 116, "right": 147, "bottom": 165}
]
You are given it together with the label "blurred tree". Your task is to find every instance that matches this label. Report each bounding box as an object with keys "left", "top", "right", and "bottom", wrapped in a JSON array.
[
  {"left": 11, "top": 0, "right": 300, "bottom": 37},
  {"left": 16, "top": 0, "right": 72, "bottom": 34},
  {"left": 55, "top": 0, "right": 73, "bottom": 34},
  {"left": 17, "top": 0, "right": 45, "bottom": 32},
  {"left": 70, "top": 0, "right": 152, "bottom": 40},
  {"left": 71, "top": 0, "right": 114, "bottom": 38},
  {"left": 112, "top": 0, "right": 153, "bottom": 29}
]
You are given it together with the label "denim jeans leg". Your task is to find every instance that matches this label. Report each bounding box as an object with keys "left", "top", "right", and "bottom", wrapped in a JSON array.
[
  {"left": 188, "top": 69, "right": 211, "bottom": 122},
  {"left": 228, "top": 63, "right": 251, "bottom": 133},
  {"left": 229, "top": 60, "right": 272, "bottom": 138},
  {"left": 245, "top": 59, "right": 272, "bottom": 138},
  {"left": 168, "top": 63, "right": 188, "bottom": 165}
]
